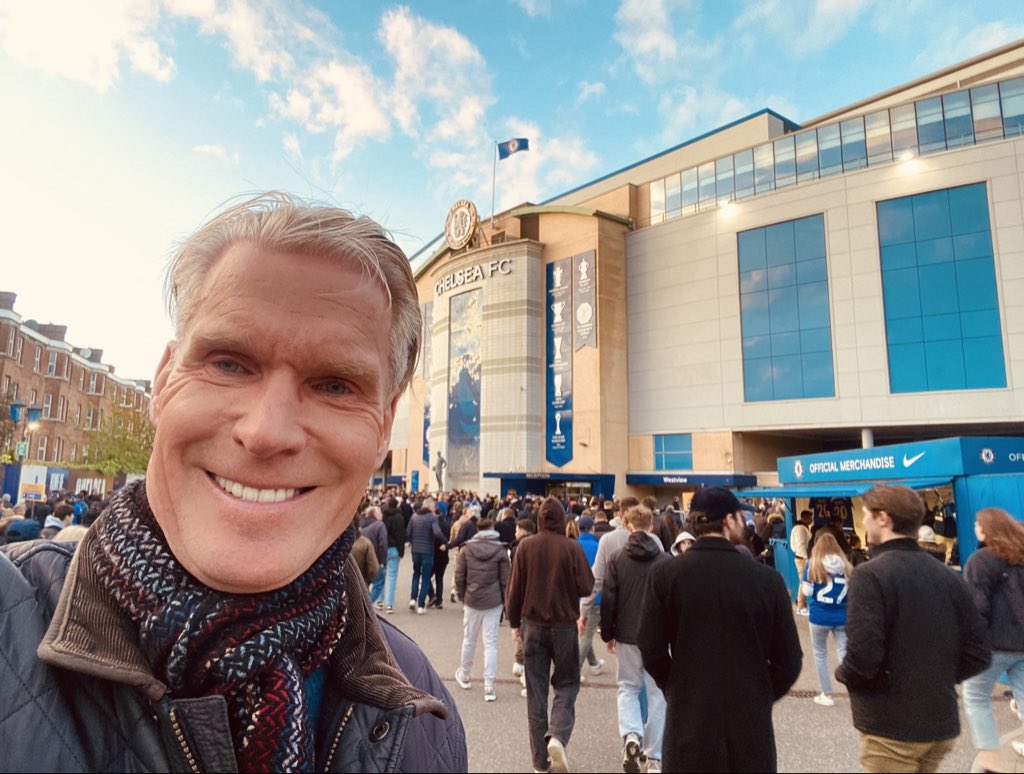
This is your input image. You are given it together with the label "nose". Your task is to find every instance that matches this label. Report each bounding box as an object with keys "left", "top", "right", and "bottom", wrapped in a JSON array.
[{"left": 231, "top": 373, "right": 308, "bottom": 458}]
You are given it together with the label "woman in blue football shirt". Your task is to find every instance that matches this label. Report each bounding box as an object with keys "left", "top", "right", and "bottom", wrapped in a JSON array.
[{"left": 801, "top": 532, "right": 852, "bottom": 707}]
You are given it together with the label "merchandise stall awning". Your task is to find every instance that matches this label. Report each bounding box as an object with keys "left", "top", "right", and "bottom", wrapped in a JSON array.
[{"left": 735, "top": 477, "right": 952, "bottom": 500}]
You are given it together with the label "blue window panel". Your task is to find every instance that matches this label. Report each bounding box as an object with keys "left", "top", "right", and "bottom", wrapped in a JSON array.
[
  {"left": 740, "top": 268, "right": 767, "bottom": 294},
  {"left": 840, "top": 117, "right": 867, "bottom": 171},
  {"left": 889, "top": 343, "right": 928, "bottom": 393},
  {"left": 924, "top": 340, "right": 967, "bottom": 390},
  {"left": 949, "top": 183, "right": 990, "bottom": 235},
  {"left": 744, "top": 357, "right": 774, "bottom": 401},
  {"left": 794, "top": 216, "right": 826, "bottom": 260},
  {"left": 817, "top": 124, "right": 843, "bottom": 177},
  {"left": 960, "top": 309, "right": 1001, "bottom": 338},
  {"left": 953, "top": 231, "right": 993, "bottom": 262},
  {"left": 771, "top": 331, "right": 801, "bottom": 357},
  {"left": 769, "top": 286, "right": 800, "bottom": 332},
  {"left": 741, "top": 290, "right": 770, "bottom": 336},
  {"left": 1000, "top": 77, "right": 1024, "bottom": 138},
  {"left": 916, "top": 97, "right": 946, "bottom": 153},
  {"left": 656, "top": 451, "right": 693, "bottom": 471},
  {"left": 738, "top": 230, "right": 767, "bottom": 272},
  {"left": 660, "top": 434, "right": 692, "bottom": 453},
  {"left": 797, "top": 257, "right": 827, "bottom": 284},
  {"left": 771, "top": 355, "right": 804, "bottom": 400},
  {"left": 801, "top": 351, "right": 835, "bottom": 398},
  {"left": 767, "top": 263, "right": 796, "bottom": 289},
  {"left": 743, "top": 335, "right": 771, "bottom": 359},
  {"left": 963, "top": 336, "right": 1007, "bottom": 389},
  {"left": 800, "top": 327, "right": 833, "bottom": 354},
  {"left": 881, "top": 243, "right": 917, "bottom": 271},
  {"left": 882, "top": 268, "right": 922, "bottom": 319},
  {"left": 916, "top": 237, "right": 954, "bottom": 266},
  {"left": 797, "top": 281, "right": 831, "bottom": 329},
  {"left": 765, "top": 222, "right": 795, "bottom": 266},
  {"left": 877, "top": 198, "right": 915, "bottom": 245},
  {"left": 912, "top": 189, "right": 951, "bottom": 240},
  {"left": 917, "top": 263, "right": 957, "bottom": 308},
  {"left": 942, "top": 90, "right": 973, "bottom": 148},
  {"left": 955, "top": 258, "right": 999, "bottom": 312},
  {"left": 922, "top": 313, "right": 962, "bottom": 342},
  {"left": 886, "top": 317, "right": 923, "bottom": 345}
]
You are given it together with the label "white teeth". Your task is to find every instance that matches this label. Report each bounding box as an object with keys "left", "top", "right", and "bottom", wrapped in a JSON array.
[{"left": 214, "top": 475, "right": 299, "bottom": 503}]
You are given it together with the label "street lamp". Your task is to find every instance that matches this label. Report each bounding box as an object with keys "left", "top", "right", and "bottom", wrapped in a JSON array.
[{"left": 9, "top": 399, "right": 42, "bottom": 511}]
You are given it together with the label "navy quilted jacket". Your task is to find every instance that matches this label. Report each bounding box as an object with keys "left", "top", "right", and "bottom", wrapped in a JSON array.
[{"left": 0, "top": 539, "right": 467, "bottom": 773}]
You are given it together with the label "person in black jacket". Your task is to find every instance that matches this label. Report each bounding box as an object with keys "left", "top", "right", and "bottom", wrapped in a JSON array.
[
  {"left": 836, "top": 484, "right": 990, "bottom": 773},
  {"left": 381, "top": 497, "right": 406, "bottom": 614},
  {"left": 639, "top": 486, "right": 801, "bottom": 773},
  {"left": 601, "top": 504, "right": 671, "bottom": 772}
]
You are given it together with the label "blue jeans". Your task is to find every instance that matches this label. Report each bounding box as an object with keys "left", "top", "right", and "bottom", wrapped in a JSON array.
[
  {"left": 369, "top": 553, "right": 387, "bottom": 603},
  {"left": 523, "top": 622, "right": 580, "bottom": 771},
  {"left": 410, "top": 552, "right": 434, "bottom": 608},
  {"left": 384, "top": 547, "right": 400, "bottom": 608},
  {"left": 963, "top": 650, "right": 1024, "bottom": 750},
  {"left": 616, "top": 642, "right": 665, "bottom": 760},
  {"left": 578, "top": 606, "right": 601, "bottom": 668},
  {"left": 809, "top": 622, "right": 847, "bottom": 694}
]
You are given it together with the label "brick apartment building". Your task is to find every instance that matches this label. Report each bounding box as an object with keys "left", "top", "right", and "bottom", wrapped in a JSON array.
[{"left": 0, "top": 291, "right": 150, "bottom": 467}]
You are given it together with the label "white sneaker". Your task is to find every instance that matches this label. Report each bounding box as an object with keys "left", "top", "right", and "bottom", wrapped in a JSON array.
[
  {"left": 591, "top": 658, "right": 605, "bottom": 675},
  {"left": 416, "top": 607, "right": 426, "bottom": 615},
  {"left": 521, "top": 687, "right": 528, "bottom": 698},
  {"left": 813, "top": 692, "right": 834, "bottom": 707},
  {"left": 547, "top": 737, "right": 568, "bottom": 773},
  {"left": 409, "top": 599, "right": 416, "bottom": 610},
  {"left": 645, "top": 758, "right": 661, "bottom": 773},
  {"left": 455, "top": 667, "right": 471, "bottom": 690},
  {"left": 579, "top": 671, "right": 585, "bottom": 683},
  {"left": 484, "top": 685, "right": 496, "bottom": 702},
  {"left": 622, "top": 732, "right": 642, "bottom": 773},
  {"left": 512, "top": 662, "right": 525, "bottom": 676}
]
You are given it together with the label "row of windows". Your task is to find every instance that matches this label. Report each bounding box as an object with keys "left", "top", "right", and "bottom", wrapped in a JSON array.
[
  {"left": 648, "top": 75, "right": 1024, "bottom": 225},
  {"left": 22, "top": 433, "right": 88, "bottom": 464},
  {"left": 735, "top": 183, "right": 1005, "bottom": 404}
]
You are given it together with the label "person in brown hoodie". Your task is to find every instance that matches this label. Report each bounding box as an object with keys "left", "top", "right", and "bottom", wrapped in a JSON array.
[{"left": 506, "top": 497, "right": 594, "bottom": 774}]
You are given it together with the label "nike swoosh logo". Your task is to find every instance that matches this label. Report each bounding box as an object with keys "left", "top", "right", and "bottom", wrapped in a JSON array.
[{"left": 902, "top": 452, "right": 925, "bottom": 467}]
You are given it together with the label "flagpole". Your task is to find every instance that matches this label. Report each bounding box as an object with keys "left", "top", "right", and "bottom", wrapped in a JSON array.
[{"left": 490, "top": 141, "right": 497, "bottom": 232}]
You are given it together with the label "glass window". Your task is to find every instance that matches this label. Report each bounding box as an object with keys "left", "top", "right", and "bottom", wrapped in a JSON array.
[
  {"left": 734, "top": 150, "right": 754, "bottom": 199},
  {"left": 971, "top": 84, "right": 1003, "bottom": 142},
  {"left": 680, "top": 167, "right": 698, "bottom": 215},
  {"left": 1000, "top": 77, "right": 1024, "bottom": 137},
  {"left": 774, "top": 136, "right": 796, "bottom": 188},
  {"left": 754, "top": 143, "right": 774, "bottom": 194},
  {"left": 654, "top": 433, "right": 693, "bottom": 471},
  {"left": 738, "top": 214, "right": 834, "bottom": 402},
  {"left": 698, "top": 162, "right": 716, "bottom": 210},
  {"left": 840, "top": 117, "right": 867, "bottom": 171},
  {"left": 942, "top": 90, "right": 973, "bottom": 148},
  {"left": 890, "top": 103, "right": 918, "bottom": 158},
  {"left": 649, "top": 179, "right": 665, "bottom": 225},
  {"left": 664, "top": 173, "right": 681, "bottom": 220},
  {"left": 916, "top": 97, "right": 946, "bottom": 153},
  {"left": 46, "top": 351, "right": 58, "bottom": 376},
  {"left": 865, "top": 110, "right": 892, "bottom": 165},
  {"left": 795, "top": 131, "right": 819, "bottom": 183},
  {"left": 716, "top": 156, "right": 734, "bottom": 204},
  {"left": 877, "top": 182, "right": 1005, "bottom": 392},
  {"left": 816, "top": 124, "right": 842, "bottom": 177}
]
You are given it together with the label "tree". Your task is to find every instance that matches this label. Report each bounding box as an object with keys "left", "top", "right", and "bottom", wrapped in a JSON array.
[
  {"left": 86, "top": 414, "right": 155, "bottom": 476},
  {"left": 0, "top": 385, "right": 18, "bottom": 465}
]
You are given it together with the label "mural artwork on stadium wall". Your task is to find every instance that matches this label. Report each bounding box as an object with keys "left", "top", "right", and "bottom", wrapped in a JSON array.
[{"left": 446, "top": 289, "right": 481, "bottom": 487}]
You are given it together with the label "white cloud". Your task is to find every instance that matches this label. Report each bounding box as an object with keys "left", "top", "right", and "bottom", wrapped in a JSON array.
[
  {"left": 911, "top": 20, "right": 1024, "bottom": 72},
  {"left": 734, "top": 0, "right": 874, "bottom": 56},
  {"left": 193, "top": 143, "right": 239, "bottom": 164},
  {"left": 576, "top": 80, "right": 606, "bottom": 105},
  {"left": 0, "top": 0, "right": 173, "bottom": 92},
  {"left": 283, "top": 132, "right": 302, "bottom": 159},
  {"left": 656, "top": 85, "right": 781, "bottom": 147},
  {"left": 512, "top": 0, "right": 551, "bottom": 16},
  {"left": 613, "top": 0, "right": 723, "bottom": 84}
]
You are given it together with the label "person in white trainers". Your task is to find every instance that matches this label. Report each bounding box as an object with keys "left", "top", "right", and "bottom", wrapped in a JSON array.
[
  {"left": 454, "top": 518, "right": 510, "bottom": 703},
  {"left": 791, "top": 509, "right": 812, "bottom": 615},
  {"left": 799, "top": 532, "right": 851, "bottom": 708}
]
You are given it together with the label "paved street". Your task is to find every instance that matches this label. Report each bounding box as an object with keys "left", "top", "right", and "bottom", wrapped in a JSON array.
[{"left": 383, "top": 554, "right": 1024, "bottom": 773}]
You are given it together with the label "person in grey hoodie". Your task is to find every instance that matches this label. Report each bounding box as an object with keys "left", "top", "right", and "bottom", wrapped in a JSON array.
[
  {"left": 454, "top": 518, "right": 511, "bottom": 702},
  {"left": 359, "top": 505, "right": 389, "bottom": 607}
]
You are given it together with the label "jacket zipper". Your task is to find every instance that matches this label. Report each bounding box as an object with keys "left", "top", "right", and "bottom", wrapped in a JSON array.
[
  {"left": 168, "top": 708, "right": 201, "bottom": 774},
  {"left": 323, "top": 704, "right": 355, "bottom": 773}
]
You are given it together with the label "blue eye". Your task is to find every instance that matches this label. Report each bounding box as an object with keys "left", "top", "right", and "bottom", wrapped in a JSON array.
[
  {"left": 319, "top": 380, "right": 349, "bottom": 395},
  {"left": 215, "top": 359, "right": 242, "bottom": 373}
]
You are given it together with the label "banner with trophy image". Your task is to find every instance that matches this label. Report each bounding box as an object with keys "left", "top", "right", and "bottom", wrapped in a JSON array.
[
  {"left": 573, "top": 250, "right": 596, "bottom": 350},
  {"left": 546, "top": 258, "right": 573, "bottom": 467}
]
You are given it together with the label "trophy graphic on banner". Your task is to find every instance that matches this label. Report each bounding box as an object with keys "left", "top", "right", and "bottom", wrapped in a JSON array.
[
  {"left": 554, "top": 411, "right": 562, "bottom": 436},
  {"left": 553, "top": 336, "right": 563, "bottom": 362},
  {"left": 553, "top": 265, "right": 563, "bottom": 288},
  {"left": 554, "top": 373, "right": 563, "bottom": 397},
  {"left": 578, "top": 257, "right": 589, "bottom": 281},
  {"left": 551, "top": 301, "right": 565, "bottom": 324}
]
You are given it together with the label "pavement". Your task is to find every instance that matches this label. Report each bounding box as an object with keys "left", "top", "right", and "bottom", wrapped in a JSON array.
[{"left": 383, "top": 557, "right": 1024, "bottom": 773}]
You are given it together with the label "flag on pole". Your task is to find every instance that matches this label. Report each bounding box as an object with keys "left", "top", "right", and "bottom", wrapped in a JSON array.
[{"left": 497, "top": 137, "right": 529, "bottom": 159}]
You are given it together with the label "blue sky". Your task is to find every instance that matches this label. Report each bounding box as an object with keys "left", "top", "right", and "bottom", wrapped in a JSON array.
[{"left": 1, "top": 0, "right": 1022, "bottom": 381}]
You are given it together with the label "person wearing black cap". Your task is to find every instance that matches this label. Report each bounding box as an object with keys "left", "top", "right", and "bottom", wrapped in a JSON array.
[{"left": 638, "top": 486, "right": 802, "bottom": 773}]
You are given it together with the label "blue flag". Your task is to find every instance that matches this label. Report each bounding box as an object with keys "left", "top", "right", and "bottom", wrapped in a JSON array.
[{"left": 497, "top": 137, "right": 529, "bottom": 159}]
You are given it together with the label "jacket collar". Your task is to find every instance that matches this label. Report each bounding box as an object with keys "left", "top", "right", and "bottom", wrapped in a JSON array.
[
  {"left": 869, "top": 536, "right": 920, "bottom": 555},
  {"left": 38, "top": 525, "right": 447, "bottom": 718},
  {"left": 692, "top": 535, "right": 739, "bottom": 552}
]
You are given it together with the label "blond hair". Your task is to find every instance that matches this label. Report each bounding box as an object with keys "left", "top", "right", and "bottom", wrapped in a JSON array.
[
  {"left": 625, "top": 504, "right": 654, "bottom": 532},
  {"left": 807, "top": 532, "right": 853, "bottom": 583}
]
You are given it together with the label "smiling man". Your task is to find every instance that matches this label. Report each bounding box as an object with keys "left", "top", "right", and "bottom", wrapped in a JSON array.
[{"left": 0, "top": 193, "right": 467, "bottom": 773}]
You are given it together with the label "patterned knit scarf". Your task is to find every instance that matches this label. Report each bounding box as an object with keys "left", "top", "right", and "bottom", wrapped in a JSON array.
[{"left": 92, "top": 481, "right": 353, "bottom": 772}]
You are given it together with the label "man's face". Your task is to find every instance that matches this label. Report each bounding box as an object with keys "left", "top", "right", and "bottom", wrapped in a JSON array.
[
  {"left": 147, "top": 243, "right": 397, "bottom": 593},
  {"left": 724, "top": 512, "right": 746, "bottom": 544},
  {"left": 861, "top": 506, "right": 882, "bottom": 546}
]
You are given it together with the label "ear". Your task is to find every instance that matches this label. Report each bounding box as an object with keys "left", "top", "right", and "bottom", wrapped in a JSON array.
[
  {"left": 375, "top": 391, "right": 401, "bottom": 467},
  {"left": 148, "top": 341, "right": 177, "bottom": 426}
]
